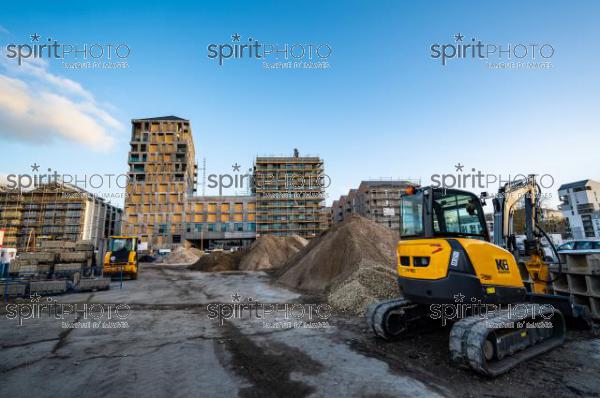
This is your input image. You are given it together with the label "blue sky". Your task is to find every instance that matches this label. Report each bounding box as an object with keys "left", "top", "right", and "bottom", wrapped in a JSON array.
[{"left": 0, "top": 0, "right": 598, "bottom": 209}]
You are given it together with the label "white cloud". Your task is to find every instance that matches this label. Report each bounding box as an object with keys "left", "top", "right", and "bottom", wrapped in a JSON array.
[
  {"left": 0, "top": 56, "right": 123, "bottom": 151},
  {"left": 0, "top": 75, "right": 117, "bottom": 150},
  {"left": 19, "top": 59, "right": 95, "bottom": 100},
  {"left": 0, "top": 25, "right": 8, "bottom": 35}
]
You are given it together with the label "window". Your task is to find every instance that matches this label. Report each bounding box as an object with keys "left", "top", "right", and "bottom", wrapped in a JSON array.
[
  {"left": 400, "top": 193, "right": 423, "bottom": 237},
  {"left": 110, "top": 238, "right": 134, "bottom": 252},
  {"left": 574, "top": 241, "right": 600, "bottom": 250},
  {"left": 235, "top": 223, "right": 244, "bottom": 232},
  {"left": 208, "top": 223, "right": 216, "bottom": 232},
  {"left": 221, "top": 223, "right": 228, "bottom": 232},
  {"left": 432, "top": 191, "right": 486, "bottom": 238}
]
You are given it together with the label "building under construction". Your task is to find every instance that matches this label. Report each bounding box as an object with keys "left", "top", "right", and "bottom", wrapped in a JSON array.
[
  {"left": 331, "top": 179, "right": 419, "bottom": 230},
  {"left": 122, "top": 116, "right": 198, "bottom": 248},
  {"left": 0, "top": 183, "right": 122, "bottom": 253},
  {"left": 184, "top": 195, "right": 256, "bottom": 249},
  {"left": 121, "top": 117, "right": 328, "bottom": 249},
  {"left": 253, "top": 151, "right": 327, "bottom": 238}
]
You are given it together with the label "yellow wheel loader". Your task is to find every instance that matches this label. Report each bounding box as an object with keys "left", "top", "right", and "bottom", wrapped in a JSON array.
[
  {"left": 367, "top": 176, "right": 595, "bottom": 376},
  {"left": 103, "top": 236, "right": 139, "bottom": 280}
]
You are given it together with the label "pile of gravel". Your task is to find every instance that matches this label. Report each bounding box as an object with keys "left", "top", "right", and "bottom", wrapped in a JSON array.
[
  {"left": 187, "top": 234, "right": 307, "bottom": 273},
  {"left": 158, "top": 247, "right": 201, "bottom": 265},
  {"left": 327, "top": 264, "right": 398, "bottom": 314},
  {"left": 238, "top": 234, "right": 308, "bottom": 271},
  {"left": 276, "top": 214, "right": 400, "bottom": 314},
  {"left": 188, "top": 250, "right": 245, "bottom": 272}
]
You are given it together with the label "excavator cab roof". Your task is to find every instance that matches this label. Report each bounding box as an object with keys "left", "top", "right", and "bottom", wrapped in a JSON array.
[{"left": 400, "top": 186, "right": 489, "bottom": 241}]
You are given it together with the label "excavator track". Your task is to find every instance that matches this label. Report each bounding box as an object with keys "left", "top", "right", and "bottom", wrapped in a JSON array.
[
  {"left": 449, "top": 304, "right": 566, "bottom": 376},
  {"left": 366, "top": 298, "right": 427, "bottom": 340}
]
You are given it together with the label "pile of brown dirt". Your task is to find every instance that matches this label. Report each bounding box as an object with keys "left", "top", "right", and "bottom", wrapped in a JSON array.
[
  {"left": 276, "top": 214, "right": 400, "bottom": 314},
  {"left": 188, "top": 248, "right": 205, "bottom": 258},
  {"left": 238, "top": 235, "right": 308, "bottom": 271},
  {"left": 159, "top": 247, "right": 200, "bottom": 265},
  {"left": 188, "top": 250, "right": 245, "bottom": 272}
]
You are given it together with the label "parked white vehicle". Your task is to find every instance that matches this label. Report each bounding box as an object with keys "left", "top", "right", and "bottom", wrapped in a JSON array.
[{"left": 556, "top": 240, "right": 600, "bottom": 254}]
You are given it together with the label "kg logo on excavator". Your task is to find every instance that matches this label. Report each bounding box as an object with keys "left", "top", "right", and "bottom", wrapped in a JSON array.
[{"left": 495, "top": 258, "right": 510, "bottom": 273}]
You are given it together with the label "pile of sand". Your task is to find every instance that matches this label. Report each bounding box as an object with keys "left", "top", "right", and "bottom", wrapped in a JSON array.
[
  {"left": 159, "top": 247, "right": 202, "bottom": 265},
  {"left": 238, "top": 235, "right": 308, "bottom": 271},
  {"left": 276, "top": 214, "right": 400, "bottom": 314},
  {"left": 187, "top": 235, "right": 308, "bottom": 272},
  {"left": 188, "top": 250, "right": 245, "bottom": 272}
]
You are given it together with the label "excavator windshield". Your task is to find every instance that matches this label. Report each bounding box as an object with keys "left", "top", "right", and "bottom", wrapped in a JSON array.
[
  {"left": 431, "top": 190, "right": 487, "bottom": 239},
  {"left": 400, "top": 188, "right": 489, "bottom": 240}
]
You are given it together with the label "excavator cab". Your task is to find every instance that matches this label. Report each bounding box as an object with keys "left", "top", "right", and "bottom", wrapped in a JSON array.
[
  {"left": 397, "top": 186, "right": 526, "bottom": 304},
  {"left": 400, "top": 187, "right": 489, "bottom": 241}
]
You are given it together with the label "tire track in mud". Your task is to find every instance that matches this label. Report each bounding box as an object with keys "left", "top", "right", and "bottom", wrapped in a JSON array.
[
  {"left": 332, "top": 316, "right": 456, "bottom": 397},
  {"left": 52, "top": 293, "right": 95, "bottom": 354},
  {"left": 215, "top": 320, "right": 323, "bottom": 398}
]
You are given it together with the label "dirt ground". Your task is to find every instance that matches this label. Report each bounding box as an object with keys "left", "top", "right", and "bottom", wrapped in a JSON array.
[{"left": 1, "top": 264, "right": 599, "bottom": 398}]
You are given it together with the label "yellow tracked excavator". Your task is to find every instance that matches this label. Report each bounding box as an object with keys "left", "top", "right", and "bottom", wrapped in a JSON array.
[{"left": 367, "top": 175, "right": 596, "bottom": 376}]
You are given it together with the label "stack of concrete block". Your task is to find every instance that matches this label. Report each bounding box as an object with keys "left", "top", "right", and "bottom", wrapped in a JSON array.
[
  {"left": 11, "top": 252, "right": 57, "bottom": 277},
  {"left": 0, "top": 281, "right": 26, "bottom": 297},
  {"left": 54, "top": 263, "right": 84, "bottom": 273},
  {"left": 59, "top": 250, "right": 91, "bottom": 263},
  {"left": 75, "top": 240, "right": 95, "bottom": 251},
  {"left": 2, "top": 240, "right": 107, "bottom": 297},
  {"left": 550, "top": 253, "right": 600, "bottom": 320},
  {"left": 8, "top": 260, "right": 21, "bottom": 275},
  {"left": 77, "top": 278, "right": 111, "bottom": 291},
  {"left": 42, "top": 239, "right": 93, "bottom": 276},
  {"left": 9, "top": 259, "right": 35, "bottom": 275},
  {"left": 29, "top": 280, "right": 67, "bottom": 294},
  {"left": 41, "top": 240, "right": 76, "bottom": 250},
  {"left": 54, "top": 250, "right": 92, "bottom": 275},
  {"left": 10, "top": 240, "right": 95, "bottom": 278}
]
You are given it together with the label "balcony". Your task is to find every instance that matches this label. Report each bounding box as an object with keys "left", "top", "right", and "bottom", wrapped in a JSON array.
[
  {"left": 577, "top": 203, "right": 596, "bottom": 215},
  {"left": 129, "top": 156, "right": 147, "bottom": 163}
]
